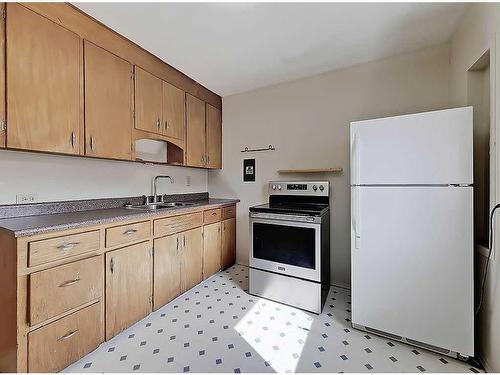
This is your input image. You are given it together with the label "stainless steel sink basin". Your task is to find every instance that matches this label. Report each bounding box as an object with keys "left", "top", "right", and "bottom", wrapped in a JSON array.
[{"left": 124, "top": 202, "right": 197, "bottom": 211}]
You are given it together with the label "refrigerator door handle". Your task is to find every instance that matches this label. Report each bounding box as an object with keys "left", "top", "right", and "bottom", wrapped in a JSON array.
[{"left": 352, "top": 187, "right": 361, "bottom": 249}]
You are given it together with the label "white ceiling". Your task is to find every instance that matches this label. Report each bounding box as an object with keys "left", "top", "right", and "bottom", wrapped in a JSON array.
[{"left": 75, "top": 3, "right": 467, "bottom": 97}]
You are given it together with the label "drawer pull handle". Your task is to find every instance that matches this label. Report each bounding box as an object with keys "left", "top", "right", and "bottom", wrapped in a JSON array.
[
  {"left": 59, "top": 278, "right": 81, "bottom": 287},
  {"left": 123, "top": 229, "right": 138, "bottom": 235},
  {"left": 57, "top": 242, "right": 80, "bottom": 251},
  {"left": 211, "top": 212, "right": 217, "bottom": 216},
  {"left": 58, "top": 329, "right": 79, "bottom": 341}
]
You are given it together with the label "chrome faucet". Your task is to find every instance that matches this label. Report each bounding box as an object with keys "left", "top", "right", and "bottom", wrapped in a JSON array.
[{"left": 153, "top": 175, "right": 174, "bottom": 202}]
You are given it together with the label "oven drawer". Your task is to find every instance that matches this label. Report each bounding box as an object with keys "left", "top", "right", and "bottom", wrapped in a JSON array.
[
  {"left": 29, "top": 230, "right": 100, "bottom": 267},
  {"left": 29, "top": 256, "right": 103, "bottom": 326}
]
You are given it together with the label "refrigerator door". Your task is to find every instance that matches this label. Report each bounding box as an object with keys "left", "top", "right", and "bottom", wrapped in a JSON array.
[
  {"left": 350, "top": 107, "right": 473, "bottom": 185},
  {"left": 351, "top": 186, "right": 474, "bottom": 356}
]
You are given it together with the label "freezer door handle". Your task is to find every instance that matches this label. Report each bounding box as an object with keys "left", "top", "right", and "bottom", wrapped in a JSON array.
[{"left": 351, "top": 132, "right": 361, "bottom": 185}]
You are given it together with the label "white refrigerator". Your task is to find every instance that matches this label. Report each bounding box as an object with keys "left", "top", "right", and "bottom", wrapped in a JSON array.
[{"left": 350, "top": 107, "right": 474, "bottom": 358}]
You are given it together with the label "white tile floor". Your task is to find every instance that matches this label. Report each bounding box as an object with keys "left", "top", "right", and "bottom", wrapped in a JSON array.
[{"left": 65, "top": 265, "right": 482, "bottom": 373}]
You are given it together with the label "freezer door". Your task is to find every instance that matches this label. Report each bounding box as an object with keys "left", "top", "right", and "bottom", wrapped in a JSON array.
[
  {"left": 350, "top": 107, "right": 473, "bottom": 185},
  {"left": 351, "top": 186, "right": 474, "bottom": 356}
]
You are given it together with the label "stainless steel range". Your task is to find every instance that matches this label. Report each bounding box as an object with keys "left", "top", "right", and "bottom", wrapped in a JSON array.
[{"left": 249, "top": 181, "right": 330, "bottom": 314}]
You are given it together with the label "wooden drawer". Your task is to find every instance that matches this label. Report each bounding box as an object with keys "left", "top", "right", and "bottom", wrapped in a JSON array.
[
  {"left": 154, "top": 212, "right": 203, "bottom": 237},
  {"left": 222, "top": 205, "right": 236, "bottom": 220},
  {"left": 203, "top": 208, "right": 222, "bottom": 224},
  {"left": 28, "top": 302, "right": 103, "bottom": 373},
  {"left": 29, "top": 256, "right": 103, "bottom": 326},
  {"left": 105, "top": 221, "right": 150, "bottom": 248},
  {"left": 29, "top": 230, "right": 100, "bottom": 267}
]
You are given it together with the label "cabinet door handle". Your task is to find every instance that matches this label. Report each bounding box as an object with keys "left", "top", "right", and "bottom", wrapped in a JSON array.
[
  {"left": 59, "top": 278, "right": 81, "bottom": 287},
  {"left": 165, "top": 120, "right": 169, "bottom": 131},
  {"left": 110, "top": 258, "right": 114, "bottom": 273},
  {"left": 90, "top": 136, "right": 95, "bottom": 151},
  {"left": 176, "top": 236, "right": 179, "bottom": 252},
  {"left": 123, "top": 229, "right": 138, "bottom": 235},
  {"left": 70, "top": 132, "right": 76, "bottom": 148},
  {"left": 58, "top": 329, "right": 79, "bottom": 341},
  {"left": 56, "top": 242, "right": 80, "bottom": 251},
  {"left": 183, "top": 234, "right": 186, "bottom": 248},
  {"left": 156, "top": 118, "right": 161, "bottom": 131}
]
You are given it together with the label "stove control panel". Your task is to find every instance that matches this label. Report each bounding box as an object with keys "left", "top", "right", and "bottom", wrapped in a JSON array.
[{"left": 269, "top": 181, "right": 329, "bottom": 196}]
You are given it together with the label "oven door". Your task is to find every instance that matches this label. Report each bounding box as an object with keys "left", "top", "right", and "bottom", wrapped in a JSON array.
[{"left": 249, "top": 213, "right": 321, "bottom": 282}]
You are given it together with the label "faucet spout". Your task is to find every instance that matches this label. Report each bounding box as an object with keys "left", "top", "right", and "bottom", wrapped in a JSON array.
[{"left": 153, "top": 175, "right": 174, "bottom": 202}]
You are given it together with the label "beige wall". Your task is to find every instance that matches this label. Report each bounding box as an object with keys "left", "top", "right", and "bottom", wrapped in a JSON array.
[
  {"left": 450, "top": 4, "right": 500, "bottom": 372},
  {"left": 209, "top": 43, "right": 451, "bottom": 287},
  {"left": 0, "top": 150, "right": 208, "bottom": 205}
]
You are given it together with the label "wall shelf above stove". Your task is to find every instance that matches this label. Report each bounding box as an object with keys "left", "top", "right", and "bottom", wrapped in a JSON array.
[{"left": 277, "top": 168, "right": 343, "bottom": 174}]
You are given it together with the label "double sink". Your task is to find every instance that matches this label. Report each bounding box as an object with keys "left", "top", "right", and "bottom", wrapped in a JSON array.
[{"left": 124, "top": 201, "right": 197, "bottom": 211}]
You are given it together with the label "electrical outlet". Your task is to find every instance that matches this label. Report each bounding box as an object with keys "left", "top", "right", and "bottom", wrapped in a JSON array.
[
  {"left": 16, "top": 194, "right": 36, "bottom": 204},
  {"left": 186, "top": 175, "right": 191, "bottom": 186}
]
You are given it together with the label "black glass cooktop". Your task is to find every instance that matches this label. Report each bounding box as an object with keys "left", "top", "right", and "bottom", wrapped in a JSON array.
[{"left": 249, "top": 202, "right": 329, "bottom": 217}]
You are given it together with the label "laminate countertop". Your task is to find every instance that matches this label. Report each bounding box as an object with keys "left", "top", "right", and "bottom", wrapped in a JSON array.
[{"left": 0, "top": 198, "right": 239, "bottom": 238}]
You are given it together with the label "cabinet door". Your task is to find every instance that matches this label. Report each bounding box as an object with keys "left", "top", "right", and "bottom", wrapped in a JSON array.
[
  {"left": 222, "top": 218, "right": 236, "bottom": 269},
  {"left": 203, "top": 222, "right": 222, "bottom": 280},
  {"left": 84, "top": 41, "right": 133, "bottom": 160},
  {"left": 135, "top": 66, "right": 162, "bottom": 135},
  {"left": 0, "top": 3, "right": 5, "bottom": 148},
  {"left": 162, "top": 81, "right": 185, "bottom": 140},
  {"left": 206, "top": 104, "right": 222, "bottom": 169},
  {"left": 105, "top": 241, "right": 152, "bottom": 340},
  {"left": 153, "top": 234, "right": 181, "bottom": 310},
  {"left": 180, "top": 227, "right": 203, "bottom": 293},
  {"left": 7, "top": 4, "right": 81, "bottom": 154},
  {"left": 186, "top": 94, "right": 206, "bottom": 167}
]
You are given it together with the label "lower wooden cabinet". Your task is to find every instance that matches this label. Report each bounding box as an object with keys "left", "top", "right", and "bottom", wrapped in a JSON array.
[
  {"left": 180, "top": 227, "right": 203, "bottom": 293},
  {"left": 222, "top": 218, "right": 236, "bottom": 269},
  {"left": 153, "top": 234, "right": 181, "bottom": 310},
  {"left": 153, "top": 227, "right": 203, "bottom": 310},
  {"left": 28, "top": 302, "right": 103, "bottom": 373},
  {"left": 203, "top": 222, "right": 222, "bottom": 280},
  {"left": 105, "top": 241, "right": 152, "bottom": 340},
  {"left": 3, "top": 205, "right": 236, "bottom": 372}
]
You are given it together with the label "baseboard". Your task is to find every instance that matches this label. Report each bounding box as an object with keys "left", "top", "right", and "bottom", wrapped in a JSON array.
[
  {"left": 478, "top": 351, "right": 494, "bottom": 373},
  {"left": 331, "top": 281, "right": 351, "bottom": 290}
]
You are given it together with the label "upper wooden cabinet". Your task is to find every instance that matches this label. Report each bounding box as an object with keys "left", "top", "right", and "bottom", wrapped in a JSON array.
[
  {"left": 0, "top": 3, "right": 5, "bottom": 149},
  {"left": 162, "top": 81, "right": 185, "bottom": 141},
  {"left": 84, "top": 41, "right": 133, "bottom": 160},
  {"left": 6, "top": 4, "right": 81, "bottom": 154},
  {"left": 135, "top": 66, "right": 163, "bottom": 135},
  {"left": 206, "top": 104, "right": 222, "bottom": 169},
  {"left": 186, "top": 94, "right": 206, "bottom": 167},
  {"left": 1, "top": 3, "right": 221, "bottom": 168}
]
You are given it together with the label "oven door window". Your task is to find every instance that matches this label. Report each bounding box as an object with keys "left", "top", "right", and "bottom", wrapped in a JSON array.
[{"left": 253, "top": 222, "right": 316, "bottom": 269}]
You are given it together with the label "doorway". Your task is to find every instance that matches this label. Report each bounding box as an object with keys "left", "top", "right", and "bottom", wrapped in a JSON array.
[{"left": 467, "top": 50, "right": 491, "bottom": 250}]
